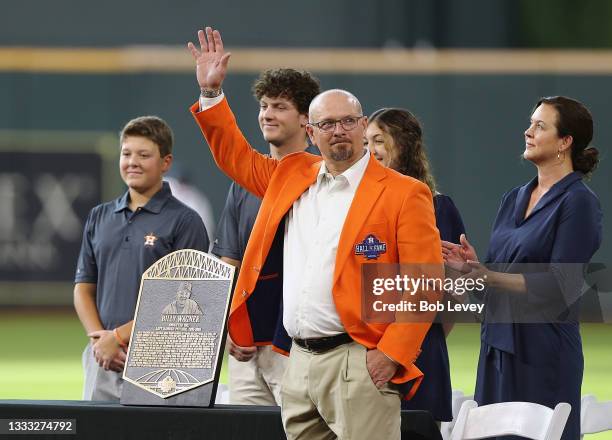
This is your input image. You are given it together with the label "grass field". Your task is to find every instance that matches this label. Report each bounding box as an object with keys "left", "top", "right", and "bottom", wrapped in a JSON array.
[{"left": 0, "top": 311, "right": 610, "bottom": 438}]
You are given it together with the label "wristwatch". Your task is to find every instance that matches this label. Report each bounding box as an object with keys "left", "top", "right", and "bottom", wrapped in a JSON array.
[{"left": 200, "top": 87, "right": 223, "bottom": 98}]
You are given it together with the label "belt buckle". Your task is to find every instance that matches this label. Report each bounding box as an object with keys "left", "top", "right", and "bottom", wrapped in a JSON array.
[{"left": 301, "top": 338, "right": 321, "bottom": 353}]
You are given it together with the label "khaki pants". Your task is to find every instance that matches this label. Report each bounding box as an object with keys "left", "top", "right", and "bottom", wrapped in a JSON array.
[
  {"left": 82, "top": 342, "right": 123, "bottom": 402},
  {"left": 229, "top": 345, "right": 288, "bottom": 405},
  {"left": 281, "top": 342, "right": 401, "bottom": 440}
]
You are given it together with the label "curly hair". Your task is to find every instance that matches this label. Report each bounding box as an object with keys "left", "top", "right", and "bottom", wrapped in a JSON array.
[
  {"left": 252, "top": 68, "right": 320, "bottom": 115},
  {"left": 119, "top": 116, "right": 173, "bottom": 157},
  {"left": 368, "top": 108, "right": 436, "bottom": 193}
]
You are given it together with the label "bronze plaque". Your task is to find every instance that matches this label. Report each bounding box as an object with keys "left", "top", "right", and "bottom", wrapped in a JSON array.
[{"left": 121, "top": 249, "right": 234, "bottom": 407}]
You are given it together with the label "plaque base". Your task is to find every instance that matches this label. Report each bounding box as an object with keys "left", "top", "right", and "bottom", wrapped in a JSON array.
[{"left": 121, "top": 380, "right": 218, "bottom": 407}]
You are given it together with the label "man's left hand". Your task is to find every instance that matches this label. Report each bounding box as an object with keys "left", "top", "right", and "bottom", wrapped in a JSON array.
[{"left": 366, "top": 349, "right": 398, "bottom": 389}]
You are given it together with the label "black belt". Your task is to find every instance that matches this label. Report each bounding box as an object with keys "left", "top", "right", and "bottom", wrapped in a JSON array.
[{"left": 293, "top": 333, "right": 353, "bottom": 353}]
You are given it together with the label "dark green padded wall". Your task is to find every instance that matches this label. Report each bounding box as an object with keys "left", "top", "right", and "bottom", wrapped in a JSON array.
[{"left": 1, "top": 72, "right": 609, "bottom": 263}]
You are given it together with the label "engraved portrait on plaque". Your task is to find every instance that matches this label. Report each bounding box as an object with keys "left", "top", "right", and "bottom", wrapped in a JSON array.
[
  {"left": 121, "top": 249, "right": 234, "bottom": 407},
  {"left": 161, "top": 281, "right": 203, "bottom": 316}
]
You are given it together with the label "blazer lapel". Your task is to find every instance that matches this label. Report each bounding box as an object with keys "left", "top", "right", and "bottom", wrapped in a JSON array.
[
  {"left": 263, "top": 160, "right": 320, "bottom": 244},
  {"left": 333, "top": 157, "right": 387, "bottom": 284}
]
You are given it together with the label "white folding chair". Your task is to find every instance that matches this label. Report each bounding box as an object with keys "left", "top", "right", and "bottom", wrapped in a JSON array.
[
  {"left": 450, "top": 400, "right": 571, "bottom": 440},
  {"left": 441, "top": 390, "right": 474, "bottom": 440},
  {"left": 581, "top": 394, "right": 612, "bottom": 438}
]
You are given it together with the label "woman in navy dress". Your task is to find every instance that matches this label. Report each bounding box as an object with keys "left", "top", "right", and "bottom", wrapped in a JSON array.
[
  {"left": 366, "top": 107, "right": 466, "bottom": 423},
  {"left": 442, "top": 96, "right": 602, "bottom": 439}
]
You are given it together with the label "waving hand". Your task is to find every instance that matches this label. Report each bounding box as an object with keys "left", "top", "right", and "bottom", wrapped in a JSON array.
[{"left": 187, "top": 27, "right": 231, "bottom": 91}]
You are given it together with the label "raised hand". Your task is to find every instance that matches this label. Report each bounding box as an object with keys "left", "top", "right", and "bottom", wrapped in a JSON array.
[{"left": 187, "top": 27, "right": 231, "bottom": 91}]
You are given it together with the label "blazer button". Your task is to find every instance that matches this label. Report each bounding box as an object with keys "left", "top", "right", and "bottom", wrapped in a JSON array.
[
  {"left": 252, "top": 266, "right": 260, "bottom": 272},
  {"left": 242, "top": 290, "right": 248, "bottom": 297}
]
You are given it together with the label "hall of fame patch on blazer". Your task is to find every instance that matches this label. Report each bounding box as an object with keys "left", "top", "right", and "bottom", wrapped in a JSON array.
[{"left": 355, "top": 234, "right": 387, "bottom": 260}]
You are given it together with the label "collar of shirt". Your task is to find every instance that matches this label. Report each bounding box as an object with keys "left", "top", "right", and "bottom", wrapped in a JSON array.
[
  {"left": 513, "top": 171, "right": 584, "bottom": 225},
  {"left": 315, "top": 149, "right": 370, "bottom": 191},
  {"left": 114, "top": 181, "right": 173, "bottom": 214}
]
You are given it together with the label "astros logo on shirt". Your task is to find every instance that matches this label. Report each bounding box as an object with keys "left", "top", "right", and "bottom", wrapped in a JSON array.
[{"left": 144, "top": 233, "right": 158, "bottom": 247}]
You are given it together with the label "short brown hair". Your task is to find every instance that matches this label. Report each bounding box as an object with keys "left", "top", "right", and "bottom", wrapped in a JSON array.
[
  {"left": 252, "top": 68, "right": 320, "bottom": 115},
  {"left": 533, "top": 96, "right": 598, "bottom": 177},
  {"left": 368, "top": 108, "right": 436, "bottom": 193},
  {"left": 119, "top": 116, "right": 173, "bottom": 157}
]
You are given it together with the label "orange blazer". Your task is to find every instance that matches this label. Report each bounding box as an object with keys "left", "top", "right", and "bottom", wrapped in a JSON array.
[{"left": 191, "top": 98, "right": 443, "bottom": 397}]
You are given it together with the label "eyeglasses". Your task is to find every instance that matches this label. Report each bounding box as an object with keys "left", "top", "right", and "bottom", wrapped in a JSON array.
[{"left": 309, "top": 116, "right": 364, "bottom": 133}]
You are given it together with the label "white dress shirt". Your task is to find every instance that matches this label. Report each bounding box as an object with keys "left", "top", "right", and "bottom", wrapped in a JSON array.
[
  {"left": 200, "top": 93, "right": 370, "bottom": 339},
  {"left": 283, "top": 150, "right": 370, "bottom": 338}
]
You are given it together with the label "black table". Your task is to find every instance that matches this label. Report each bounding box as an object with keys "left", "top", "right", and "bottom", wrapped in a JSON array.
[{"left": 0, "top": 400, "right": 442, "bottom": 440}]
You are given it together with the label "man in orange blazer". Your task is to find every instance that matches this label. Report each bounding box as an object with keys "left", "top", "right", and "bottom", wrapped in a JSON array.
[{"left": 188, "top": 28, "right": 443, "bottom": 440}]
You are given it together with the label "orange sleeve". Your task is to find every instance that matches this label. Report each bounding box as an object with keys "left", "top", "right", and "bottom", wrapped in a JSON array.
[
  {"left": 396, "top": 180, "right": 443, "bottom": 265},
  {"left": 190, "top": 98, "right": 277, "bottom": 198},
  {"left": 377, "top": 180, "right": 443, "bottom": 382}
]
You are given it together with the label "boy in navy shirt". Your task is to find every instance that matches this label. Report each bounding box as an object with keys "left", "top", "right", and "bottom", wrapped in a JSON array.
[{"left": 74, "top": 116, "right": 208, "bottom": 401}]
